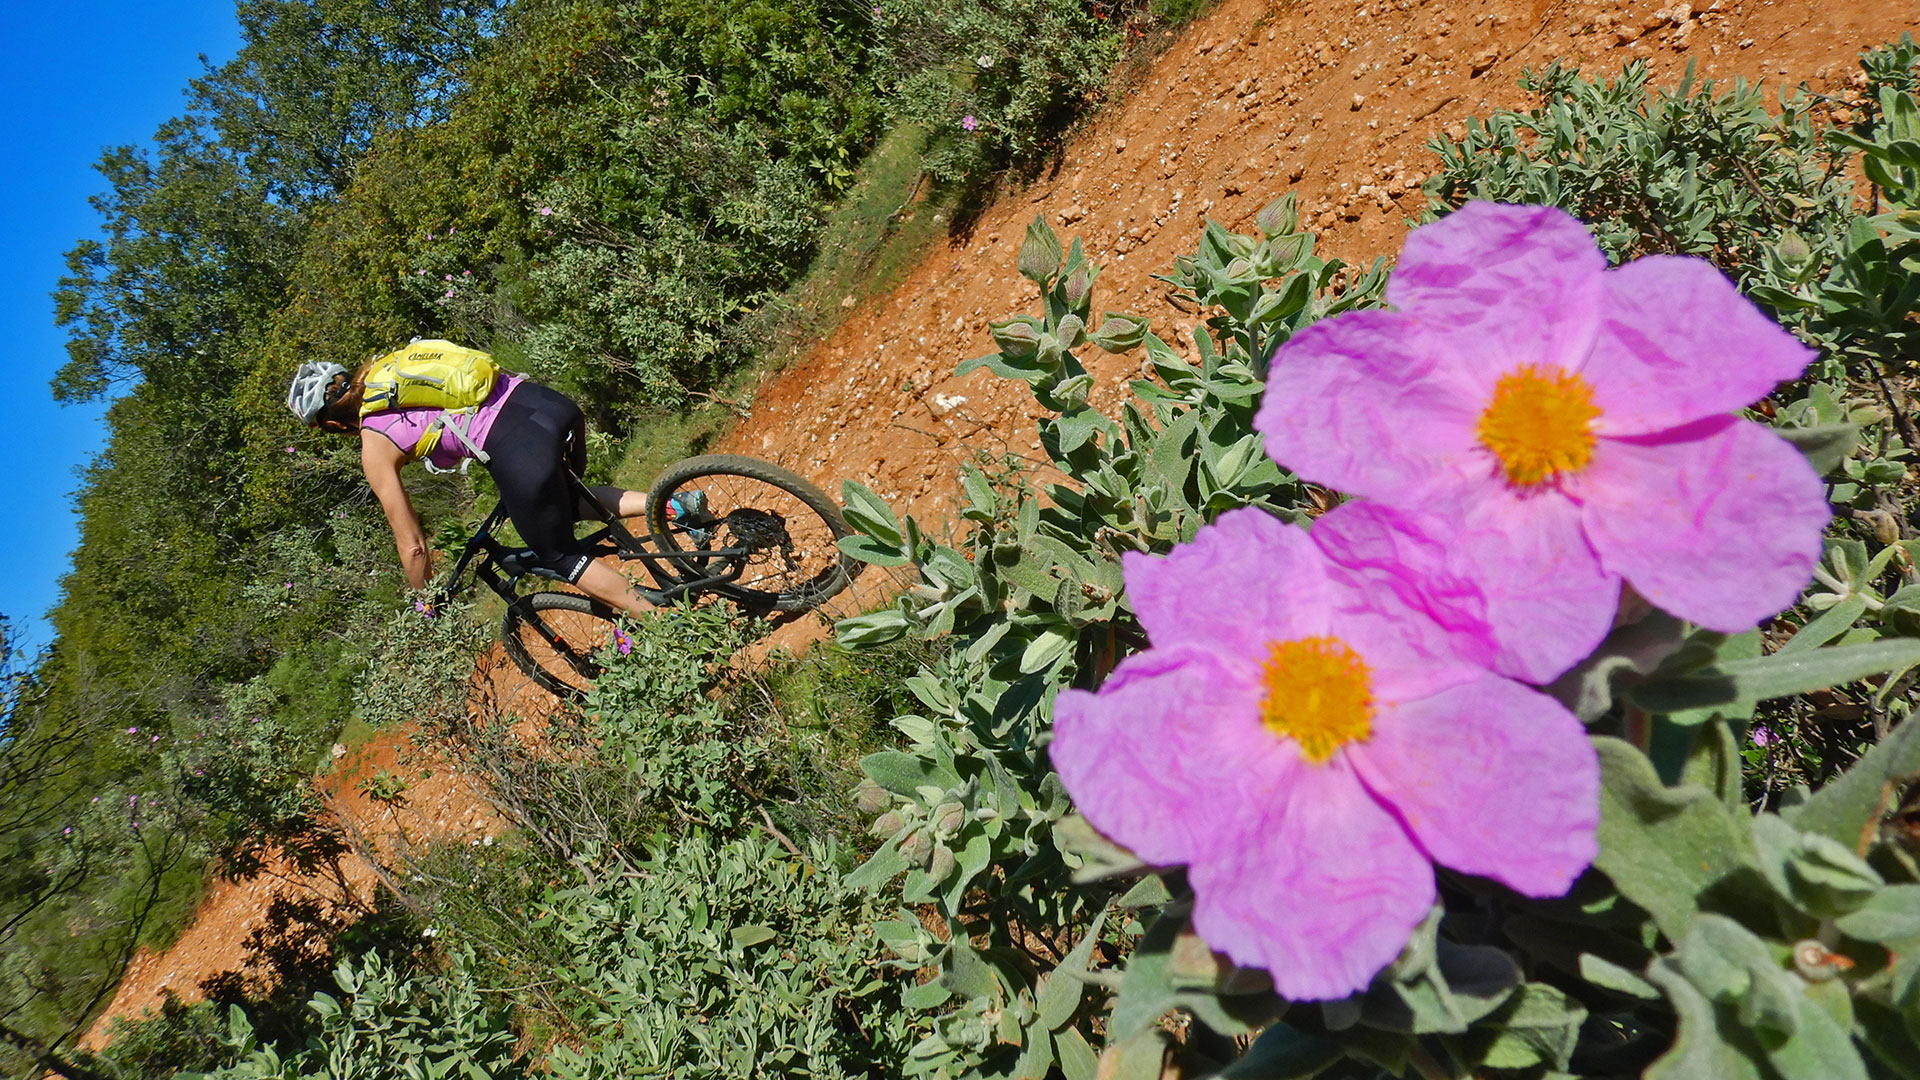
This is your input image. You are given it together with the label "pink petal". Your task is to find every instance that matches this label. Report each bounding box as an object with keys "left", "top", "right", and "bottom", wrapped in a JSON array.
[
  {"left": 1256, "top": 310, "right": 1485, "bottom": 499},
  {"left": 1585, "top": 256, "right": 1817, "bottom": 435},
  {"left": 1351, "top": 676, "right": 1598, "bottom": 896},
  {"left": 1188, "top": 757, "right": 1434, "bottom": 1000},
  {"left": 1123, "top": 508, "right": 1335, "bottom": 661},
  {"left": 1309, "top": 500, "right": 1501, "bottom": 685},
  {"left": 1387, "top": 202, "right": 1607, "bottom": 383},
  {"left": 1580, "top": 417, "right": 1828, "bottom": 631},
  {"left": 1051, "top": 647, "right": 1283, "bottom": 867},
  {"left": 1446, "top": 487, "right": 1619, "bottom": 684}
]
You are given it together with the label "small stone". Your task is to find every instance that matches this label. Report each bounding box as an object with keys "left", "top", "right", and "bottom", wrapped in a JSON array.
[
  {"left": 1351, "top": 93, "right": 1366, "bottom": 110},
  {"left": 1113, "top": 138, "right": 1127, "bottom": 153}
]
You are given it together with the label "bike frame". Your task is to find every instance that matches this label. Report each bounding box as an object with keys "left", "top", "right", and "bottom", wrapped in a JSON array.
[{"left": 434, "top": 472, "right": 753, "bottom": 610}]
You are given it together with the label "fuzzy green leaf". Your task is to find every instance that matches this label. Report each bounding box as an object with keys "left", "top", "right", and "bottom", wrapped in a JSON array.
[
  {"left": 1630, "top": 638, "right": 1920, "bottom": 713},
  {"left": 1592, "top": 737, "right": 1753, "bottom": 940},
  {"left": 1836, "top": 884, "right": 1920, "bottom": 943}
]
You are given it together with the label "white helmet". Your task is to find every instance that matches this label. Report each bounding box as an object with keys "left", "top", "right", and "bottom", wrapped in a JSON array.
[{"left": 286, "top": 362, "right": 349, "bottom": 425}]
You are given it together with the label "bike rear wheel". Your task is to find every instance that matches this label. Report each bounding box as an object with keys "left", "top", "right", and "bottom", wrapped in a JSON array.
[
  {"left": 500, "top": 590, "right": 622, "bottom": 700},
  {"left": 644, "top": 454, "right": 861, "bottom": 612}
]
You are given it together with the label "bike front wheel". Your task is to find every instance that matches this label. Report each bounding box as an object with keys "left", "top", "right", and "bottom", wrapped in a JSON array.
[
  {"left": 500, "top": 590, "right": 622, "bottom": 700},
  {"left": 644, "top": 454, "right": 862, "bottom": 612}
]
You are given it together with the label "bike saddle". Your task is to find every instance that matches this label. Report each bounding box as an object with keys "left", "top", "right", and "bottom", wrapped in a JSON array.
[{"left": 499, "top": 549, "right": 567, "bottom": 581}]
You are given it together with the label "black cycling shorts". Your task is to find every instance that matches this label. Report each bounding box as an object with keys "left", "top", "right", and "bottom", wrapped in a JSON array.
[{"left": 483, "top": 382, "right": 596, "bottom": 584}]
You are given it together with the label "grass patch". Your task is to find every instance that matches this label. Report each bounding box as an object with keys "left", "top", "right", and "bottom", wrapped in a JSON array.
[{"left": 756, "top": 123, "right": 959, "bottom": 375}]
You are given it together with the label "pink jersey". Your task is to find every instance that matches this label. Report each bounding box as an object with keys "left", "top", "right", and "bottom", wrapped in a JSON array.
[{"left": 363, "top": 374, "right": 523, "bottom": 470}]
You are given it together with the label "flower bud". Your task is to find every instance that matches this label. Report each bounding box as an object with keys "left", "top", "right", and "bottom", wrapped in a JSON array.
[
  {"left": 927, "top": 843, "right": 957, "bottom": 882},
  {"left": 990, "top": 317, "right": 1041, "bottom": 359},
  {"left": 900, "top": 827, "right": 934, "bottom": 866},
  {"left": 1255, "top": 193, "right": 1298, "bottom": 237},
  {"left": 1035, "top": 333, "right": 1066, "bottom": 371},
  {"left": 1050, "top": 373, "right": 1093, "bottom": 411},
  {"left": 1775, "top": 230, "right": 1813, "bottom": 270},
  {"left": 854, "top": 779, "right": 891, "bottom": 814},
  {"left": 870, "top": 810, "right": 905, "bottom": 837},
  {"left": 1061, "top": 262, "right": 1096, "bottom": 314},
  {"left": 1018, "top": 215, "right": 1063, "bottom": 285},
  {"left": 933, "top": 801, "right": 967, "bottom": 837},
  {"left": 1056, "top": 314, "right": 1087, "bottom": 351},
  {"left": 1091, "top": 313, "right": 1148, "bottom": 352}
]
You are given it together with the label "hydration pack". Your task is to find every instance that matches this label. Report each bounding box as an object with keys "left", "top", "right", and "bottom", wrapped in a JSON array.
[{"left": 359, "top": 339, "right": 499, "bottom": 467}]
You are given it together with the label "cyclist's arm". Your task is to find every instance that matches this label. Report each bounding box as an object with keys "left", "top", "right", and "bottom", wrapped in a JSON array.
[{"left": 361, "top": 430, "right": 432, "bottom": 591}]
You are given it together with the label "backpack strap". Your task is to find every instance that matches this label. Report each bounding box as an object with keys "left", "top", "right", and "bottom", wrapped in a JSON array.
[
  {"left": 417, "top": 409, "right": 493, "bottom": 475},
  {"left": 437, "top": 410, "right": 492, "bottom": 465}
]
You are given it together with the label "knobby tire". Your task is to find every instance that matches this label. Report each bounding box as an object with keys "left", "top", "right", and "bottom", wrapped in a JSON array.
[
  {"left": 500, "top": 590, "right": 620, "bottom": 700},
  {"left": 643, "top": 454, "right": 862, "bottom": 612}
]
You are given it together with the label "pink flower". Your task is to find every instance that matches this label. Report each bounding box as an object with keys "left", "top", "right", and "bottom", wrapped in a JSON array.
[
  {"left": 960, "top": 114, "right": 978, "bottom": 132},
  {"left": 613, "top": 628, "right": 632, "bottom": 656},
  {"left": 1255, "top": 202, "right": 1828, "bottom": 683},
  {"left": 126, "top": 727, "right": 138, "bottom": 735},
  {"left": 1050, "top": 506, "right": 1598, "bottom": 1000},
  {"left": 1752, "top": 725, "right": 1777, "bottom": 748},
  {"left": 537, "top": 206, "right": 554, "bottom": 216}
]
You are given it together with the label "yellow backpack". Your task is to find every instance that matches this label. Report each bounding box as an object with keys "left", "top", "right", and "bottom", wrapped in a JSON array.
[{"left": 359, "top": 339, "right": 499, "bottom": 466}]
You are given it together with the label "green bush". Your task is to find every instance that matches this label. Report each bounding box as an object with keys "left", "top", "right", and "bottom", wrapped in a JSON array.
[
  {"left": 538, "top": 831, "right": 911, "bottom": 1079},
  {"left": 874, "top": 0, "right": 1124, "bottom": 185},
  {"left": 183, "top": 948, "right": 522, "bottom": 1080}
]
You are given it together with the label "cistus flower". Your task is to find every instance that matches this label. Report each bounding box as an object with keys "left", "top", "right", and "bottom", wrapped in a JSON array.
[
  {"left": 961, "top": 114, "right": 978, "bottom": 132},
  {"left": 1050, "top": 506, "right": 1598, "bottom": 1000},
  {"left": 1255, "top": 202, "right": 1828, "bottom": 683}
]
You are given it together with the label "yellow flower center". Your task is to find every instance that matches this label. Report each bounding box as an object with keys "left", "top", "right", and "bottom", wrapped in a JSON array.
[
  {"left": 1475, "top": 364, "right": 1602, "bottom": 487},
  {"left": 1259, "top": 637, "right": 1374, "bottom": 764}
]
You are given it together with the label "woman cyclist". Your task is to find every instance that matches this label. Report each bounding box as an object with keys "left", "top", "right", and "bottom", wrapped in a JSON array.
[{"left": 286, "top": 342, "right": 664, "bottom": 616}]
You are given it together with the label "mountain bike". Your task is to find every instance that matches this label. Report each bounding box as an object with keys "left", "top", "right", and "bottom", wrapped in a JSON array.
[{"left": 436, "top": 454, "right": 861, "bottom": 699}]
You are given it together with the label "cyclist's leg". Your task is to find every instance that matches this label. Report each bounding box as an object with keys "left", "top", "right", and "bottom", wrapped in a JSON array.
[
  {"left": 575, "top": 560, "right": 655, "bottom": 617},
  {"left": 585, "top": 485, "right": 647, "bottom": 519},
  {"left": 486, "top": 385, "right": 656, "bottom": 613}
]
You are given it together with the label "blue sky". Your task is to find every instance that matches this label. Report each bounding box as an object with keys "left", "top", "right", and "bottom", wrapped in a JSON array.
[{"left": 0, "top": 2, "right": 242, "bottom": 653}]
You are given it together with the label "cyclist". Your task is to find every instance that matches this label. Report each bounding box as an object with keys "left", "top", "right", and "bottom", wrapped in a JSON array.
[{"left": 286, "top": 354, "right": 666, "bottom": 617}]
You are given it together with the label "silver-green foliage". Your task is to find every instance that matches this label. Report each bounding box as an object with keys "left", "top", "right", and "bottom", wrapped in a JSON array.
[
  {"left": 538, "top": 832, "right": 910, "bottom": 1079},
  {"left": 183, "top": 948, "right": 522, "bottom": 1080}
]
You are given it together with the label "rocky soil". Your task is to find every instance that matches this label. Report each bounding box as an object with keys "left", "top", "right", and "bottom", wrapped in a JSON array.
[{"left": 82, "top": 0, "right": 1918, "bottom": 1048}]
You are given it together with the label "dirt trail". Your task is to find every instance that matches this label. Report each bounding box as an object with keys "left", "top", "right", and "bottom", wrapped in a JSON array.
[{"left": 82, "top": 0, "right": 1915, "bottom": 1048}]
